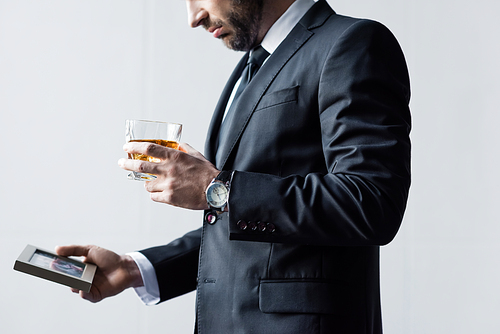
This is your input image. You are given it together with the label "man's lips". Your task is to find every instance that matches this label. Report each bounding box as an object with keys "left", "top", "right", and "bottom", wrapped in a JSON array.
[{"left": 208, "top": 26, "right": 224, "bottom": 39}]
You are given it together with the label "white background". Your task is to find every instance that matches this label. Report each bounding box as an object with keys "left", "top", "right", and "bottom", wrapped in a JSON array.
[{"left": 1, "top": 0, "right": 499, "bottom": 333}]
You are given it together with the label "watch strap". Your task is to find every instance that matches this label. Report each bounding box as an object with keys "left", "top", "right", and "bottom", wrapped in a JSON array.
[{"left": 215, "top": 170, "right": 233, "bottom": 185}]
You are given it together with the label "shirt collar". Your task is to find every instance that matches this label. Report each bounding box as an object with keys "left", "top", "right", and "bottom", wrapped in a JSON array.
[{"left": 260, "top": 0, "right": 317, "bottom": 55}]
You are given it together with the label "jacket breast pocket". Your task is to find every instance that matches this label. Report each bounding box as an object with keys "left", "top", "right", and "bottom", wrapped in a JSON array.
[
  {"left": 255, "top": 85, "right": 299, "bottom": 112},
  {"left": 259, "top": 279, "right": 352, "bottom": 315}
]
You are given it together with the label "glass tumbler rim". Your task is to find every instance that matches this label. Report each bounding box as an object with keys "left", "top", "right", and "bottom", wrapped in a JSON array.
[{"left": 126, "top": 119, "right": 182, "bottom": 127}]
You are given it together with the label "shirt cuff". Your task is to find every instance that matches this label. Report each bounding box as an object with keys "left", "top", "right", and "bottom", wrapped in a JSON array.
[{"left": 127, "top": 251, "right": 160, "bottom": 305}]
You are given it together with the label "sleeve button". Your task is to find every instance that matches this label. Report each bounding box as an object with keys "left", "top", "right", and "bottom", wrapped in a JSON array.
[{"left": 237, "top": 220, "right": 248, "bottom": 230}]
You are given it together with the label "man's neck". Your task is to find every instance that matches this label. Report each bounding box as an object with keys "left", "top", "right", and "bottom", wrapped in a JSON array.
[{"left": 256, "top": 0, "right": 297, "bottom": 45}]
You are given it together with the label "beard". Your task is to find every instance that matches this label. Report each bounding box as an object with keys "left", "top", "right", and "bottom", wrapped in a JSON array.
[
  {"left": 205, "top": 0, "right": 265, "bottom": 51},
  {"left": 226, "top": 0, "right": 264, "bottom": 51}
]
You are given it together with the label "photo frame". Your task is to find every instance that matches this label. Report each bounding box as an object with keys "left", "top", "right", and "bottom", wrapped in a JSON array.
[{"left": 13, "top": 244, "right": 97, "bottom": 293}]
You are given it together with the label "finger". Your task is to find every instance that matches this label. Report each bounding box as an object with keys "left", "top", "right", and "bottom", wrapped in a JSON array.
[
  {"left": 123, "top": 142, "right": 174, "bottom": 160},
  {"left": 79, "top": 290, "right": 99, "bottom": 303},
  {"left": 55, "top": 245, "right": 91, "bottom": 258},
  {"left": 144, "top": 178, "right": 167, "bottom": 193},
  {"left": 118, "top": 157, "right": 154, "bottom": 175},
  {"left": 150, "top": 191, "right": 171, "bottom": 204}
]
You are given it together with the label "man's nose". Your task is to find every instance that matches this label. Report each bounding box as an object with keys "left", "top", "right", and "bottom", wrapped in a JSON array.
[{"left": 186, "top": 0, "right": 208, "bottom": 28}]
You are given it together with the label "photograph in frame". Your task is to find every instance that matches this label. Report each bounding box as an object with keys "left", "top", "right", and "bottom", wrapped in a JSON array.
[{"left": 13, "top": 245, "right": 97, "bottom": 293}]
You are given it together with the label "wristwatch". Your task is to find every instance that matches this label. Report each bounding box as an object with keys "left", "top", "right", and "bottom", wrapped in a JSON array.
[{"left": 205, "top": 170, "right": 233, "bottom": 212}]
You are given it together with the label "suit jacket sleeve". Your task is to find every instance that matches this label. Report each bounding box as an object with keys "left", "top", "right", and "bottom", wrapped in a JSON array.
[
  {"left": 139, "top": 228, "right": 201, "bottom": 302},
  {"left": 227, "top": 20, "right": 411, "bottom": 247}
]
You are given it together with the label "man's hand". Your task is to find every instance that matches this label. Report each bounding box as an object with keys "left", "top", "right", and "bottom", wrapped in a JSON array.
[
  {"left": 118, "top": 142, "right": 219, "bottom": 210},
  {"left": 55, "top": 245, "right": 143, "bottom": 303}
]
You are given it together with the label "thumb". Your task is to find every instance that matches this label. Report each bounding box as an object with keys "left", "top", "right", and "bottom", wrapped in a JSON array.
[
  {"left": 55, "top": 245, "right": 92, "bottom": 258},
  {"left": 178, "top": 143, "right": 206, "bottom": 161}
]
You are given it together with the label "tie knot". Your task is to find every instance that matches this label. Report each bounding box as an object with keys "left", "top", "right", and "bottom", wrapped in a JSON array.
[{"left": 248, "top": 45, "right": 270, "bottom": 68}]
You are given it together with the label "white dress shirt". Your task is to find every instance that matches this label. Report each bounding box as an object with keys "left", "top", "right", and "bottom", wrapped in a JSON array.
[
  {"left": 223, "top": 0, "right": 317, "bottom": 120},
  {"left": 130, "top": 0, "right": 317, "bottom": 306}
]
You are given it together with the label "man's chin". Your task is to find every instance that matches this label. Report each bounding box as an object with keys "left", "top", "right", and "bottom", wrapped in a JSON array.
[
  {"left": 222, "top": 40, "right": 242, "bottom": 52},
  {"left": 220, "top": 35, "right": 238, "bottom": 51},
  {"left": 222, "top": 37, "right": 254, "bottom": 52}
]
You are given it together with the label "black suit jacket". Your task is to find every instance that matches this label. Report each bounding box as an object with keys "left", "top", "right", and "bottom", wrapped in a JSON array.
[{"left": 141, "top": 1, "right": 411, "bottom": 333}]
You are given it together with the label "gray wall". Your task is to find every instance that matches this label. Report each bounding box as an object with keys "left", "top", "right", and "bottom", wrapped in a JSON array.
[{"left": 1, "top": 0, "right": 499, "bottom": 333}]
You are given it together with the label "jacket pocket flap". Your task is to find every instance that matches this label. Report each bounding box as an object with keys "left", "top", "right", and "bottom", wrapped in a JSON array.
[
  {"left": 256, "top": 86, "right": 299, "bottom": 111},
  {"left": 259, "top": 279, "right": 349, "bottom": 314}
]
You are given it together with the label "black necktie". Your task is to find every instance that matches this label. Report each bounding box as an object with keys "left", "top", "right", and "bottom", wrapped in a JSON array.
[
  {"left": 227, "top": 45, "right": 270, "bottom": 110},
  {"left": 217, "top": 46, "right": 270, "bottom": 154}
]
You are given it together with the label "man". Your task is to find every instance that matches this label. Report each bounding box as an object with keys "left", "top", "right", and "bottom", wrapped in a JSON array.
[{"left": 57, "top": 0, "right": 411, "bottom": 333}]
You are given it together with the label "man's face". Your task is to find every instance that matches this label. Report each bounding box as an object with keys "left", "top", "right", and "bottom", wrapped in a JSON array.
[{"left": 186, "top": 0, "right": 265, "bottom": 51}]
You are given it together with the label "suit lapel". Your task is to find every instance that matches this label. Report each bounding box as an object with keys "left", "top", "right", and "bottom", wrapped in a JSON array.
[
  {"left": 204, "top": 54, "right": 248, "bottom": 165},
  {"left": 210, "top": 0, "right": 334, "bottom": 169}
]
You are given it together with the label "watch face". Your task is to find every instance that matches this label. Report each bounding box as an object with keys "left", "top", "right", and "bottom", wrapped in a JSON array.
[{"left": 206, "top": 182, "right": 228, "bottom": 208}]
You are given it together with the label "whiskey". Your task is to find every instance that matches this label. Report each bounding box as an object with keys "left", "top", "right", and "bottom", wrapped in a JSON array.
[
  {"left": 125, "top": 120, "right": 182, "bottom": 181},
  {"left": 128, "top": 139, "right": 179, "bottom": 162}
]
